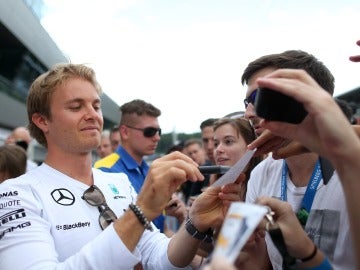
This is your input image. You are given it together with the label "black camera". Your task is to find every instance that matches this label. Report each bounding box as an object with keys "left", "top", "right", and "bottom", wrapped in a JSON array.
[{"left": 254, "top": 87, "right": 307, "bottom": 124}]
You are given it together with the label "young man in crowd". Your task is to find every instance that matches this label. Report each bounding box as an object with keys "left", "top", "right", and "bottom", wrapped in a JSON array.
[
  {"left": 200, "top": 118, "right": 218, "bottom": 165},
  {"left": 109, "top": 125, "right": 121, "bottom": 151},
  {"left": 241, "top": 50, "right": 354, "bottom": 269},
  {"left": 94, "top": 99, "right": 168, "bottom": 233}
]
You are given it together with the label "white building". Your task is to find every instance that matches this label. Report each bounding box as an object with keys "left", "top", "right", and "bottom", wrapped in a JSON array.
[{"left": 0, "top": 0, "right": 121, "bottom": 163}]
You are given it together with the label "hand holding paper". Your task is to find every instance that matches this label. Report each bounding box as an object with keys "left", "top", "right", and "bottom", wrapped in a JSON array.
[{"left": 212, "top": 202, "right": 268, "bottom": 263}]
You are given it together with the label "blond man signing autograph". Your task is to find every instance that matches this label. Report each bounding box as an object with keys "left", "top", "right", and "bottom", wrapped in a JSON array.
[{"left": 0, "top": 63, "right": 241, "bottom": 270}]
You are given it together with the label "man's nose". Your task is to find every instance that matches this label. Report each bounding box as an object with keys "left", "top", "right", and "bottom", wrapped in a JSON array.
[{"left": 244, "top": 103, "right": 256, "bottom": 120}]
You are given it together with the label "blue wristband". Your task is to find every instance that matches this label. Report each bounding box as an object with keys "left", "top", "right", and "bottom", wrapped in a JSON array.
[{"left": 305, "top": 257, "right": 332, "bottom": 270}]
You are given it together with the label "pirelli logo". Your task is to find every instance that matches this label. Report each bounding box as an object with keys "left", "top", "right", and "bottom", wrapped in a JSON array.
[
  {"left": 0, "top": 209, "right": 29, "bottom": 240},
  {"left": 0, "top": 209, "right": 26, "bottom": 226}
]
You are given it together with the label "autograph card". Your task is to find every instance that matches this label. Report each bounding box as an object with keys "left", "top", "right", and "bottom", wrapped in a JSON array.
[
  {"left": 211, "top": 148, "right": 256, "bottom": 188},
  {"left": 212, "top": 202, "right": 268, "bottom": 263}
]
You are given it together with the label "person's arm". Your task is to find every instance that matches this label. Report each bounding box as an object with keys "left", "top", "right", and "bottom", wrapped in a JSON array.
[
  {"left": 108, "top": 150, "right": 233, "bottom": 268},
  {"left": 202, "top": 196, "right": 329, "bottom": 270},
  {"left": 167, "top": 174, "right": 244, "bottom": 267},
  {"left": 114, "top": 151, "right": 204, "bottom": 254},
  {"left": 248, "top": 125, "right": 360, "bottom": 159},
  {"left": 253, "top": 68, "right": 360, "bottom": 268},
  {"left": 0, "top": 183, "right": 141, "bottom": 270},
  {"left": 257, "top": 197, "right": 332, "bottom": 269},
  {"left": 325, "top": 137, "right": 360, "bottom": 270},
  {"left": 247, "top": 129, "right": 309, "bottom": 158}
]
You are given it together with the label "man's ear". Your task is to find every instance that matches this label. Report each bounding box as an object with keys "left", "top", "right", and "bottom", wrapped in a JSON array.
[
  {"left": 31, "top": 113, "right": 49, "bottom": 133},
  {"left": 119, "top": 125, "right": 129, "bottom": 139}
]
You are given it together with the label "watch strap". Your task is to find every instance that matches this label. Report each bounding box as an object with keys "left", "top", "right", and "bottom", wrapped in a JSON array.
[{"left": 185, "top": 218, "right": 213, "bottom": 243}]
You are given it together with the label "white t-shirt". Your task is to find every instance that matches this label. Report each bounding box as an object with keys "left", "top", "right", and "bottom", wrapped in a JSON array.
[
  {"left": 246, "top": 157, "right": 355, "bottom": 270},
  {"left": 0, "top": 163, "right": 189, "bottom": 270},
  {"left": 26, "top": 159, "right": 38, "bottom": 171}
]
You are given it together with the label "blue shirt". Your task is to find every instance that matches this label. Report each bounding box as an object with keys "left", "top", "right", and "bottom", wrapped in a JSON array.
[{"left": 94, "top": 146, "right": 165, "bottom": 232}]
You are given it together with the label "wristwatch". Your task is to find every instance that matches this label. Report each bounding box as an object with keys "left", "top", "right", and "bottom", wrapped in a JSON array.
[{"left": 185, "top": 218, "right": 213, "bottom": 243}]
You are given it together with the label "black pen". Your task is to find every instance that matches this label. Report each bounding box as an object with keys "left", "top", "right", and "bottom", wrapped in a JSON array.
[{"left": 198, "top": 165, "right": 231, "bottom": 175}]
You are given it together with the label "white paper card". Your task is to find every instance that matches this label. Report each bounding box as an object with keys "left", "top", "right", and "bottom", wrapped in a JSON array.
[
  {"left": 211, "top": 148, "right": 256, "bottom": 188},
  {"left": 212, "top": 202, "right": 268, "bottom": 263}
]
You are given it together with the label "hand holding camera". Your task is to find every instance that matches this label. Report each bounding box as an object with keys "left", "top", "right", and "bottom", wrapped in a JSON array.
[{"left": 254, "top": 87, "right": 308, "bottom": 124}]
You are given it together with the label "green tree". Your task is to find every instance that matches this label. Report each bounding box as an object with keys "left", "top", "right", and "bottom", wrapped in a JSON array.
[{"left": 156, "top": 132, "right": 201, "bottom": 154}]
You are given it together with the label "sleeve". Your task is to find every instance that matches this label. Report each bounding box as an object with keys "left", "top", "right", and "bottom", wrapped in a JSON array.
[
  {"left": 0, "top": 183, "right": 141, "bottom": 270},
  {"left": 137, "top": 231, "right": 192, "bottom": 270}
]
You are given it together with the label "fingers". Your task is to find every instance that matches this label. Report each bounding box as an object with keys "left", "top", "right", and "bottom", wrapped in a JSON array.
[
  {"left": 257, "top": 136, "right": 288, "bottom": 156},
  {"left": 256, "top": 196, "right": 304, "bottom": 238},
  {"left": 256, "top": 197, "right": 315, "bottom": 259},
  {"left": 256, "top": 196, "right": 287, "bottom": 212},
  {"left": 216, "top": 173, "right": 245, "bottom": 202},
  {"left": 256, "top": 69, "right": 324, "bottom": 108},
  {"left": 349, "top": 40, "right": 360, "bottom": 62},
  {"left": 256, "top": 196, "right": 294, "bottom": 225},
  {"left": 248, "top": 129, "right": 291, "bottom": 157},
  {"left": 259, "top": 118, "right": 298, "bottom": 143},
  {"left": 151, "top": 154, "right": 204, "bottom": 183},
  {"left": 137, "top": 152, "right": 204, "bottom": 219},
  {"left": 155, "top": 151, "right": 199, "bottom": 168},
  {"left": 165, "top": 201, "right": 178, "bottom": 211},
  {"left": 165, "top": 202, "right": 186, "bottom": 221},
  {"left": 272, "top": 141, "right": 310, "bottom": 159},
  {"left": 166, "top": 193, "right": 178, "bottom": 206},
  {"left": 247, "top": 129, "right": 274, "bottom": 150},
  {"left": 165, "top": 195, "right": 185, "bottom": 212},
  {"left": 349, "top": 55, "right": 360, "bottom": 62}
]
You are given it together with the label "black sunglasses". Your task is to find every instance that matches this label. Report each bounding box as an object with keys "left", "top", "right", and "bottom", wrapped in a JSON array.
[
  {"left": 244, "top": 89, "right": 258, "bottom": 108},
  {"left": 82, "top": 185, "right": 117, "bottom": 230},
  {"left": 125, "top": 125, "right": 162, "bottom": 137}
]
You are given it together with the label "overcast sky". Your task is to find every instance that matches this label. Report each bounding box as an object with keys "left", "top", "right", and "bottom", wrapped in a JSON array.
[{"left": 41, "top": 0, "right": 360, "bottom": 134}]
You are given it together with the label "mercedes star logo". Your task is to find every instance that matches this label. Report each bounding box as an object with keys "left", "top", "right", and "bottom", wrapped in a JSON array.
[{"left": 51, "top": 188, "right": 75, "bottom": 206}]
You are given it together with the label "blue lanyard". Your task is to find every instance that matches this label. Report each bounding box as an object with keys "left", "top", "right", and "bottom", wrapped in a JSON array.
[{"left": 281, "top": 159, "right": 322, "bottom": 213}]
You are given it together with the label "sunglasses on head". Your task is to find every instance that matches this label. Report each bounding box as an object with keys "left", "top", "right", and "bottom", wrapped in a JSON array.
[
  {"left": 244, "top": 89, "right": 258, "bottom": 108},
  {"left": 125, "top": 125, "right": 162, "bottom": 137},
  {"left": 82, "top": 185, "right": 117, "bottom": 230}
]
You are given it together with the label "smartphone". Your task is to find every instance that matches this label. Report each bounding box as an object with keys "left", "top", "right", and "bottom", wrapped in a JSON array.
[{"left": 254, "top": 87, "right": 307, "bottom": 124}]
